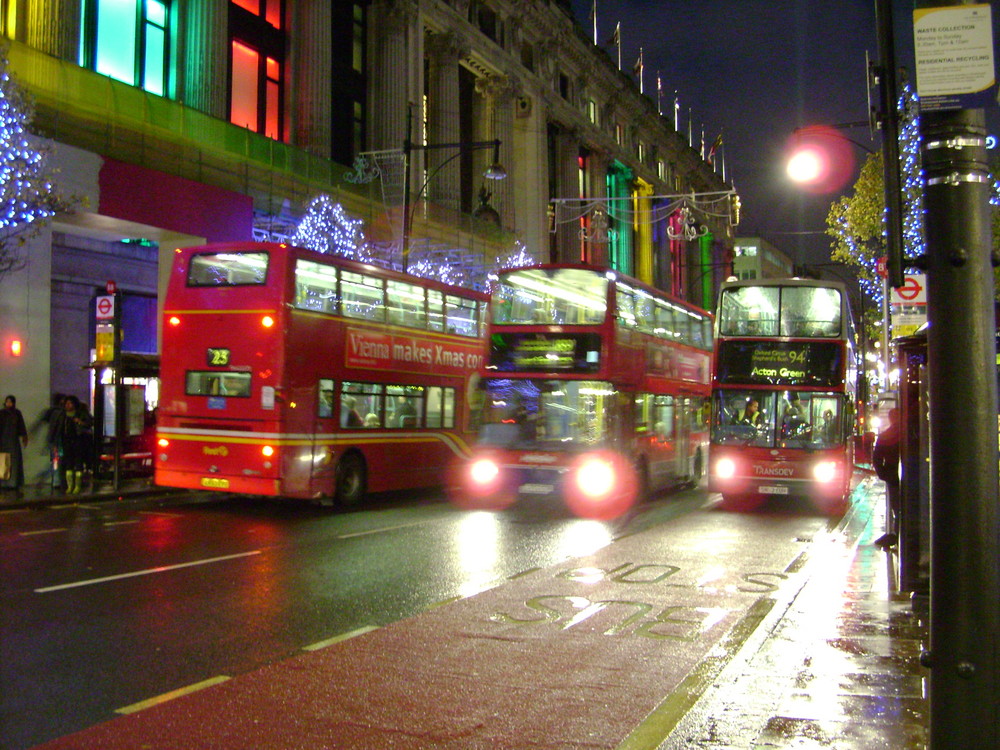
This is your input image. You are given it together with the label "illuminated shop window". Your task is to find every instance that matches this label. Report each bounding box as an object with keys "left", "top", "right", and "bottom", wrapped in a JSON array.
[
  {"left": 81, "top": 0, "right": 169, "bottom": 96},
  {"left": 230, "top": 0, "right": 285, "bottom": 140}
]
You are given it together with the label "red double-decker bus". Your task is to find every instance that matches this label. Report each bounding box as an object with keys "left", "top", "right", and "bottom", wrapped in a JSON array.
[
  {"left": 708, "top": 278, "right": 860, "bottom": 514},
  {"left": 451, "top": 264, "right": 713, "bottom": 519},
  {"left": 155, "top": 241, "right": 487, "bottom": 505}
]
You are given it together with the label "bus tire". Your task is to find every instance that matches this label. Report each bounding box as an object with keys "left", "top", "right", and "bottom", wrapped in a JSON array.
[
  {"left": 688, "top": 449, "right": 704, "bottom": 488},
  {"left": 335, "top": 452, "right": 367, "bottom": 507}
]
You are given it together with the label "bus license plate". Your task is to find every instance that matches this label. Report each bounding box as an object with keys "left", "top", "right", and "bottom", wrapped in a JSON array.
[
  {"left": 520, "top": 483, "right": 554, "bottom": 495},
  {"left": 759, "top": 485, "right": 788, "bottom": 495},
  {"left": 201, "top": 477, "right": 230, "bottom": 489}
]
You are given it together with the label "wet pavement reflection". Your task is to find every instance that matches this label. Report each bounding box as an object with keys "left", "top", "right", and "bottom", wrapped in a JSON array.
[{"left": 661, "top": 477, "right": 928, "bottom": 749}]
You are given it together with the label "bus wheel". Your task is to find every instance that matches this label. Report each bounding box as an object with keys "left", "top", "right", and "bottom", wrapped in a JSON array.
[
  {"left": 688, "top": 449, "right": 704, "bottom": 488},
  {"left": 335, "top": 453, "right": 367, "bottom": 507}
]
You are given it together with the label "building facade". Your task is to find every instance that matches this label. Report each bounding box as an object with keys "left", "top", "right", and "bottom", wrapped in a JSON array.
[
  {"left": 0, "top": 0, "right": 734, "bottom": 480},
  {"left": 732, "top": 236, "right": 794, "bottom": 280}
]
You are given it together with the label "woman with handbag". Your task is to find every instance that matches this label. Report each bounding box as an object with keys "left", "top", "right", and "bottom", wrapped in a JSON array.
[{"left": 0, "top": 394, "right": 29, "bottom": 494}]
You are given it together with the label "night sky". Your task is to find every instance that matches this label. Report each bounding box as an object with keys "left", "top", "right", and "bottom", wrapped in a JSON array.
[{"left": 567, "top": 0, "right": 1000, "bottom": 269}]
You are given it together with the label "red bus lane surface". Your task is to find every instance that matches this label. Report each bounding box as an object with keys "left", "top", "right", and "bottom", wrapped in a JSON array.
[{"left": 33, "top": 511, "right": 829, "bottom": 750}]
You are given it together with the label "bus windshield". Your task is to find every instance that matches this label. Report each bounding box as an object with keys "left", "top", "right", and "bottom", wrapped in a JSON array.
[
  {"left": 477, "top": 378, "right": 615, "bottom": 448},
  {"left": 188, "top": 251, "right": 269, "bottom": 287},
  {"left": 718, "top": 285, "right": 841, "bottom": 338},
  {"left": 491, "top": 268, "right": 608, "bottom": 325},
  {"left": 712, "top": 389, "right": 845, "bottom": 449}
]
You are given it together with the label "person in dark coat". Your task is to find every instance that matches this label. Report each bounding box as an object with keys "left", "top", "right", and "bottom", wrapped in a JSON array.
[
  {"left": 872, "top": 407, "right": 901, "bottom": 548},
  {"left": 54, "top": 395, "right": 93, "bottom": 494},
  {"left": 0, "top": 394, "right": 29, "bottom": 493}
]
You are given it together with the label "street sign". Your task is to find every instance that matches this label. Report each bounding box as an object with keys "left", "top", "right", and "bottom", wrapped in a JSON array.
[
  {"left": 891, "top": 274, "right": 926, "bottom": 305},
  {"left": 913, "top": 4, "right": 995, "bottom": 112},
  {"left": 876, "top": 256, "right": 888, "bottom": 279},
  {"left": 96, "top": 295, "right": 115, "bottom": 320},
  {"left": 106, "top": 280, "right": 117, "bottom": 295}
]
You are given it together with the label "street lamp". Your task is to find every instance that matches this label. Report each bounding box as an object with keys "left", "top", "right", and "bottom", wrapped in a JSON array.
[
  {"left": 402, "top": 137, "right": 506, "bottom": 272},
  {"left": 786, "top": 123, "right": 893, "bottom": 392}
]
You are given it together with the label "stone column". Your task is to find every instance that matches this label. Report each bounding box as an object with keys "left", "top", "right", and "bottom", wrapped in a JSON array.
[
  {"left": 180, "top": 1, "right": 229, "bottom": 120},
  {"left": 475, "top": 73, "right": 516, "bottom": 230},
  {"left": 587, "top": 149, "right": 611, "bottom": 267},
  {"left": 554, "top": 127, "right": 581, "bottom": 263},
  {"left": 291, "top": 3, "right": 332, "bottom": 159},
  {"left": 424, "top": 32, "right": 466, "bottom": 212},
  {"left": 368, "top": 0, "right": 414, "bottom": 152},
  {"left": 26, "top": 0, "right": 81, "bottom": 61}
]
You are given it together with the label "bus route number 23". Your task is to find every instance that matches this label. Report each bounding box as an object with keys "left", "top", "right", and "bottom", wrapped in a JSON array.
[{"left": 207, "top": 348, "right": 231, "bottom": 366}]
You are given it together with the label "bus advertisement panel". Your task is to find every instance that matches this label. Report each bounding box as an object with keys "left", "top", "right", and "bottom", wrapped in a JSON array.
[
  {"left": 155, "top": 242, "right": 487, "bottom": 505},
  {"left": 708, "top": 279, "right": 859, "bottom": 514},
  {"left": 448, "top": 264, "right": 713, "bottom": 519}
]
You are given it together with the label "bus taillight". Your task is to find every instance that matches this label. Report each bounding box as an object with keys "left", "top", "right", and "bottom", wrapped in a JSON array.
[
  {"left": 157, "top": 438, "right": 169, "bottom": 448},
  {"left": 168, "top": 316, "right": 180, "bottom": 326},
  {"left": 261, "top": 445, "right": 275, "bottom": 458},
  {"left": 261, "top": 315, "right": 275, "bottom": 328}
]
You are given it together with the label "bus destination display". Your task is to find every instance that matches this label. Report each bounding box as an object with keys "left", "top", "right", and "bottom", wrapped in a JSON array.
[{"left": 715, "top": 340, "right": 843, "bottom": 387}]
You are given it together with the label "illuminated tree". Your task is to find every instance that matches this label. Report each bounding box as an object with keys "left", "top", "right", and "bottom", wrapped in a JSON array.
[
  {"left": 827, "top": 83, "right": 1000, "bottom": 303},
  {"left": 0, "top": 45, "right": 72, "bottom": 283},
  {"left": 292, "top": 195, "right": 374, "bottom": 262}
]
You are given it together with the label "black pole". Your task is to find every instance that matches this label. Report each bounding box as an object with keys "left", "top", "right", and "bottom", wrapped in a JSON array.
[
  {"left": 922, "top": 104, "right": 999, "bottom": 750},
  {"left": 874, "top": 0, "right": 905, "bottom": 289}
]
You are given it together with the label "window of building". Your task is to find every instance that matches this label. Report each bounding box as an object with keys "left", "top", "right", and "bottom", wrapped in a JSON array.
[
  {"left": 230, "top": 0, "right": 285, "bottom": 140},
  {"left": 587, "top": 99, "right": 599, "bottom": 126},
  {"left": 80, "top": 0, "right": 170, "bottom": 96}
]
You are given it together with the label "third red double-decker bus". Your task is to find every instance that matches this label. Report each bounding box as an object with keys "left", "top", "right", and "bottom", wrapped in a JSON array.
[
  {"left": 155, "top": 241, "right": 487, "bottom": 505},
  {"left": 451, "top": 264, "right": 713, "bottom": 519},
  {"left": 708, "top": 278, "right": 860, "bottom": 514}
]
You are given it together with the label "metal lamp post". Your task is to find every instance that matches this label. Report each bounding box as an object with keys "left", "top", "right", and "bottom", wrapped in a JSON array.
[{"left": 401, "top": 136, "right": 505, "bottom": 273}]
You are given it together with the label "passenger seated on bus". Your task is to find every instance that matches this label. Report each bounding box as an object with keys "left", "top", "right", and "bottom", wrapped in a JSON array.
[
  {"left": 341, "top": 396, "right": 363, "bottom": 428},
  {"left": 319, "top": 389, "right": 335, "bottom": 418},
  {"left": 364, "top": 413, "right": 380, "bottom": 427},
  {"left": 395, "top": 396, "right": 417, "bottom": 427}
]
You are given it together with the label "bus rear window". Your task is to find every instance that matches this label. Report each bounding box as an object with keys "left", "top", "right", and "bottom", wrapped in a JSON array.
[
  {"left": 188, "top": 252, "right": 269, "bottom": 286},
  {"left": 186, "top": 371, "right": 252, "bottom": 397}
]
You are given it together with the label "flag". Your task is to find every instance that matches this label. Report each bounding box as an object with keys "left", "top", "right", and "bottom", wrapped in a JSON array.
[
  {"left": 605, "top": 21, "right": 620, "bottom": 47},
  {"left": 708, "top": 133, "right": 723, "bottom": 164}
]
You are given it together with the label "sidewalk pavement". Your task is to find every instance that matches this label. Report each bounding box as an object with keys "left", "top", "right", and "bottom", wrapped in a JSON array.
[
  {"left": 27, "top": 473, "right": 928, "bottom": 750},
  {"left": 0, "top": 474, "right": 167, "bottom": 509},
  {"left": 658, "top": 476, "right": 928, "bottom": 749}
]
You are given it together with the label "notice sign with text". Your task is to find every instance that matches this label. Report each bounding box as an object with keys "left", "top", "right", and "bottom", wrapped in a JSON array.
[{"left": 913, "top": 4, "right": 995, "bottom": 111}]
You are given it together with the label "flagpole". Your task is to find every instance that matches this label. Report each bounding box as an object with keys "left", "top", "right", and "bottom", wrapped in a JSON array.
[
  {"left": 674, "top": 92, "right": 679, "bottom": 132},
  {"left": 656, "top": 73, "right": 662, "bottom": 115},
  {"left": 591, "top": 0, "right": 597, "bottom": 45}
]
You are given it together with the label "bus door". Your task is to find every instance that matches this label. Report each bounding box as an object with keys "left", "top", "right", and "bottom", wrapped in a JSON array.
[
  {"left": 311, "top": 378, "right": 338, "bottom": 497},
  {"left": 675, "top": 397, "right": 691, "bottom": 479}
]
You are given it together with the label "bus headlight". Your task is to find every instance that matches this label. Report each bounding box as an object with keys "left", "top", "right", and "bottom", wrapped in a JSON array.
[
  {"left": 573, "top": 457, "right": 616, "bottom": 497},
  {"left": 813, "top": 461, "right": 838, "bottom": 484},
  {"left": 262, "top": 445, "right": 275, "bottom": 458},
  {"left": 564, "top": 451, "right": 637, "bottom": 521},
  {"left": 470, "top": 458, "right": 500, "bottom": 485},
  {"left": 714, "top": 457, "right": 737, "bottom": 479}
]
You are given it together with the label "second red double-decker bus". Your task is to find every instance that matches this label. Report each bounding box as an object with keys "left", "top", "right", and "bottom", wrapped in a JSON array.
[
  {"left": 451, "top": 264, "right": 713, "bottom": 519},
  {"left": 708, "top": 278, "right": 860, "bottom": 514},
  {"left": 155, "top": 241, "right": 487, "bottom": 505}
]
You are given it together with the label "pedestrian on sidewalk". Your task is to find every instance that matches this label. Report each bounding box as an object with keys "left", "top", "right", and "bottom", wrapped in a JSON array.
[
  {"left": 54, "top": 395, "right": 93, "bottom": 494},
  {"left": 872, "top": 406, "right": 900, "bottom": 548},
  {"left": 0, "top": 394, "right": 29, "bottom": 495},
  {"left": 30, "top": 393, "right": 65, "bottom": 489}
]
